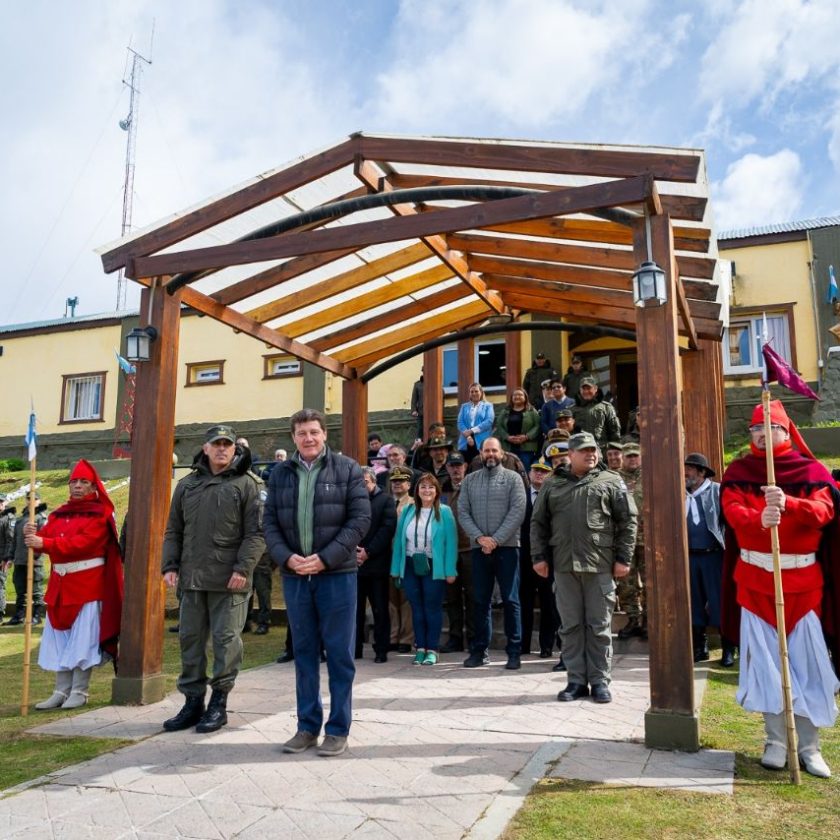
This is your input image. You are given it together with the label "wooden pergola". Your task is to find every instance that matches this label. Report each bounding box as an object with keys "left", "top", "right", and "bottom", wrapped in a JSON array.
[{"left": 99, "top": 133, "right": 726, "bottom": 750}]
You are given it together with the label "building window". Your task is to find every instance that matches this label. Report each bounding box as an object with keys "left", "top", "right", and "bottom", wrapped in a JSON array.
[
  {"left": 186, "top": 360, "right": 225, "bottom": 386},
  {"left": 60, "top": 372, "right": 106, "bottom": 424},
  {"left": 723, "top": 313, "right": 792, "bottom": 375},
  {"left": 442, "top": 340, "right": 507, "bottom": 395},
  {"left": 443, "top": 345, "right": 458, "bottom": 395},
  {"left": 263, "top": 353, "right": 302, "bottom": 379},
  {"left": 475, "top": 340, "right": 506, "bottom": 392}
]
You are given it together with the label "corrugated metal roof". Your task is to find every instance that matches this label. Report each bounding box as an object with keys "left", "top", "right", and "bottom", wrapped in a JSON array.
[
  {"left": 719, "top": 216, "right": 840, "bottom": 241},
  {"left": 0, "top": 309, "right": 137, "bottom": 335}
]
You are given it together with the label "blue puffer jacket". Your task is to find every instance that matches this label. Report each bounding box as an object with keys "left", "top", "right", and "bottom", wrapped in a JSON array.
[{"left": 264, "top": 447, "right": 371, "bottom": 575}]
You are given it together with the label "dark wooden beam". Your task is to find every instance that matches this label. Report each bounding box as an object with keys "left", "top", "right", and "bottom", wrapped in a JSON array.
[
  {"left": 501, "top": 291, "right": 638, "bottom": 332},
  {"left": 355, "top": 158, "right": 505, "bottom": 313},
  {"left": 424, "top": 347, "right": 444, "bottom": 433},
  {"left": 177, "top": 285, "right": 354, "bottom": 378},
  {"left": 129, "top": 175, "right": 658, "bottom": 278},
  {"left": 634, "top": 213, "right": 697, "bottom": 750},
  {"left": 311, "top": 285, "right": 469, "bottom": 353},
  {"left": 682, "top": 339, "right": 725, "bottom": 477},
  {"left": 388, "top": 172, "right": 708, "bottom": 222},
  {"left": 357, "top": 135, "right": 701, "bottom": 182},
  {"left": 244, "top": 242, "right": 432, "bottom": 324},
  {"left": 505, "top": 332, "right": 522, "bottom": 399},
  {"left": 102, "top": 138, "right": 358, "bottom": 273},
  {"left": 112, "top": 280, "right": 181, "bottom": 705},
  {"left": 457, "top": 337, "right": 474, "bottom": 404},
  {"left": 341, "top": 378, "right": 368, "bottom": 465}
]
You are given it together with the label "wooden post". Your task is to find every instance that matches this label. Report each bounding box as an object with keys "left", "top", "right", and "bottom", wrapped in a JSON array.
[
  {"left": 341, "top": 378, "right": 368, "bottom": 464},
  {"left": 113, "top": 280, "right": 182, "bottom": 705},
  {"left": 423, "top": 347, "right": 444, "bottom": 432},
  {"left": 457, "top": 338, "right": 473, "bottom": 404},
  {"left": 634, "top": 215, "right": 698, "bottom": 751},
  {"left": 682, "top": 339, "right": 725, "bottom": 477},
  {"left": 505, "top": 331, "right": 522, "bottom": 399}
]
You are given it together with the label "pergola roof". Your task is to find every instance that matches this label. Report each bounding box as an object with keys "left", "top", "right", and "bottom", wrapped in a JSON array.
[{"left": 97, "top": 133, "right": 724, "bottom": 378}]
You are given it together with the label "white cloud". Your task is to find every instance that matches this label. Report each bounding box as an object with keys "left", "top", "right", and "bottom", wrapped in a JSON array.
[
  {"left": 699, "top": 0, "right": 840, "bottom": 107},
  {"left": 372, "top": 0, "right": 659, "bottom": 129},
  {"left": 712, "top": 149, "right": 803, "bottom": 231}
]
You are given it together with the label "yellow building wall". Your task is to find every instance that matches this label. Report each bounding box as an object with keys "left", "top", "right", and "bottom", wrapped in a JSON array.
[
  {"left": 176, "top": 316, "right": 304, "bottom": 425},
  {"left": 0, "top": 324, "right": 123, "bottom": 436},
  {"left": 719, "top": 239, "right": 817, "bottom": 384}
]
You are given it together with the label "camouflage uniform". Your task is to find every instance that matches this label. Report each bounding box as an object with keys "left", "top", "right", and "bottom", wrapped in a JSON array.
[
  {"left": 616, "top": 464, "right": 645, "bottom": 632},
  {"left": 0, "top": 502, "right": 15, "bottom": 617}
]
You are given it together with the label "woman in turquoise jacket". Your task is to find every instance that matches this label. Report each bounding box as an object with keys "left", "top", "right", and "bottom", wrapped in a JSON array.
[{"left": 391, "top": 473, "right": 457, "bottom": 666}]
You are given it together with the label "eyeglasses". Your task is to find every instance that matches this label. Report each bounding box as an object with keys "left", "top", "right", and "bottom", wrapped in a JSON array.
[{"left": 748, "top": 424, "right": 785, "bottom": 433}]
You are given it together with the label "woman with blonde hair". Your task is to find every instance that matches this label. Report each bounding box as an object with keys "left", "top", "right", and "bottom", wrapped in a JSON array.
[
  {"left": 457, "top": 382, "right": 494, "bottom": 462},
  {"left": 391, "top": 474, "right": 457, "bottom": 665}
]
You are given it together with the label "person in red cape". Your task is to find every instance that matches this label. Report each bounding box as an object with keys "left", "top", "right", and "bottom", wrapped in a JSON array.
[
  {"left": 24, "top": 459, "right": 123, "bottom": 710},
  {"left": 720, "top": 400, "right": 840, "bottom": 778}
]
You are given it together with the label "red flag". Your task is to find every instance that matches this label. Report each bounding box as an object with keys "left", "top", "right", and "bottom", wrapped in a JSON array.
[{"left": 762, "top": 343, "right": 820, "bottom": 400}]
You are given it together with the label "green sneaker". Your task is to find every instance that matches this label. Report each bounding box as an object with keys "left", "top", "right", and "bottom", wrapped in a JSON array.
[
  {"left": 422, "top": 651, "right": 438, "bottom": 666},
  {"left": 413, "top": 648, "right": 426, "bottom": 665}
]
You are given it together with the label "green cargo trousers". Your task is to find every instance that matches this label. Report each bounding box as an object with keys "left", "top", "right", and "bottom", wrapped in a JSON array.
[{"left": 177, "top": 589, "right": 250, "bottom": 696}]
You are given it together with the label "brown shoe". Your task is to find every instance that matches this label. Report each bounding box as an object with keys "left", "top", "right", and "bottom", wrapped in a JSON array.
[
  {"left": 282, "top": 731, "right": 318, "bottom": 754},
  {"left": 317, "top": 734, "right": 348, "bottom": 757}
]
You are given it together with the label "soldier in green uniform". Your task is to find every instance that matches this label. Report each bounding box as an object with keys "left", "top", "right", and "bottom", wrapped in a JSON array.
[
  {"left": 531, "top": 432, "right": 637, "bottom": 704},
  {"left": 0, "top": 494, "right": 16, "bottom": 620},
  {"left": 161, "top": 424, "right": 265, "bottom": 734},
  {"left": 616, "top": 443, "right": 646, "bottom": 639},
  {"left": 5, "top": 492, "right": 48, "bottom": 625},
  {"left": 571, "top": 376, "right": 621, "bottom": 450}
]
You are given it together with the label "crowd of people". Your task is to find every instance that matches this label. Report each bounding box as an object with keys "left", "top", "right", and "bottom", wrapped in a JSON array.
[{"left": 6, "top": 352, "right": 835, "bottom": 777}]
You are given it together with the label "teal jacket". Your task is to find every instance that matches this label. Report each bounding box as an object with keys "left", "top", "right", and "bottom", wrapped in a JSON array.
[{"left": 391, "top": 504, "right": 458, "bottom": 580}]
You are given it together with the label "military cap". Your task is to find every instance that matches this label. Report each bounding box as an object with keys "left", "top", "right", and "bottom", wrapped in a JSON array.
[
  {"left": 531, "top": 458, "right": 553, "bottom": 472},
  {"left": 545, "top": 428, "right": 570, "bottom": 443},
  {"left": 389, "top": 467, "right": 413, "bottom": 482},
  {"left": 556, "top": 408, "right": 574, "bottom": 419},
  {"left": 568, "top": 431, "right": 598, "bottom": 450},
  {"left": 446, "top": 452, "right": 466, "bottom": 466},
  {"left": 579, "top": 375, "right": 598, "bottom": 387},
  {"left": 606, "top": 441, "right": 624, "bottom": 452},
  {"left": 427, "top": 437, "right": 453, "bottom": 450},
  {"left": 622, "top": 442, "right": 641, "bottom": 455},
  {"left": 540, "top": 378, "right": 553, "bottom": 388},
  {"left": 545, "top": 442, "right": 570, "bottom": 458},
  {"left": 205, "top": 424, "right": 236, "bottom": 444}
]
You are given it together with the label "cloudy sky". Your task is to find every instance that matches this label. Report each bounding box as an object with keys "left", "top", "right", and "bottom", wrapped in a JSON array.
[{"left": 3, "top": 0, "right": 839, "bottom": 324}]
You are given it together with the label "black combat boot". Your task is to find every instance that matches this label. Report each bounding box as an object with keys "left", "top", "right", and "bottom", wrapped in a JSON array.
[
  {"left": 195, "top": 690, "right": 228, "bottom": 733},
  {"left": 720, "top": 638, "right": 737, "bottom": 667},
  {"left": 163, "top": 695, "right": 206, "bottom": 732},
  {"left": 692, "top": 625, "right": 709, "bottom": 663}
]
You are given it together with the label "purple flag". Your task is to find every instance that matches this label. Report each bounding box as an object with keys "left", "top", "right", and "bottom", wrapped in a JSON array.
[{"left": 762, "top": 342, "right": 820, "bottom": 400}]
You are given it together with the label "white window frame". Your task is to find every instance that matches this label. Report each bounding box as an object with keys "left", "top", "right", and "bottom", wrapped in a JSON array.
[
  {"left": 186, "top": 360, "right": 225, "bottom": 387},
  {"left": 263, "top": 353, "right": 302, "bottom": 379},
  {"left": 723, "top": 313, "right": 792, "bottom": 375},
  {"left": 61, "top": 372, "right": 106, "bottom": 423}
]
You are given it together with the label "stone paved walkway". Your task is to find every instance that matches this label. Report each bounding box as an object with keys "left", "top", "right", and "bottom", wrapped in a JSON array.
[{"left": 0, "top": 648, "right": 734, "bottom": 839}]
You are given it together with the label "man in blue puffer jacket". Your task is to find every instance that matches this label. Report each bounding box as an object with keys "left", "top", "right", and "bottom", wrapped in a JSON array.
[{"left": 264, "top": 409, "right": 370, "bottom": 758}]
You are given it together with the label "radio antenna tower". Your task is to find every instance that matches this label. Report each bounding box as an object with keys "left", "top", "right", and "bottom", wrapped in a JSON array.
[{"left": 116, "top": 26, "right": 153, "bottom": 310}]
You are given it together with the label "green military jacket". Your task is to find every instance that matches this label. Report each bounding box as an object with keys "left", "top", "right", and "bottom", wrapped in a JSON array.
[
  {"left": 571, "top": 400, "right": 621, "bottom": 449},
  {"left": 530, "top": 465, "right": 637, "bottom": 574},
  {"left": 162, "top": 450, "right": 265, "bottom": 591},
  {"left": 619, "top": 466, "right": 644, "bottom": 546}
]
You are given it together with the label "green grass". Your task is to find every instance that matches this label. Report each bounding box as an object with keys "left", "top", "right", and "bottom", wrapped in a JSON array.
[{"left": 504, "top": 653, "right": 840, "bottom": 840}]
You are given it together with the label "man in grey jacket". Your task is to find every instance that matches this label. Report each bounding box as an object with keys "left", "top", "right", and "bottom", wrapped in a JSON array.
[
  {"left": 161, "top": 424, "right": 265, "bottom": 734},
  {"left": 458, "top": 437, "right": 527, "bottom": 670}
]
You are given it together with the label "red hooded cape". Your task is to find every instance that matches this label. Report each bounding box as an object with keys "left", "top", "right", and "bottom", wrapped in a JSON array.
[{"left": 720, "top": 446, "right": 840, "bottom": 669}]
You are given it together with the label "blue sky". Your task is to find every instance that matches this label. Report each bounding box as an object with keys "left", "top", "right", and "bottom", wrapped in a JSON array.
[{"left": 2, "top": 0, "right": 839, "bottom": 324}]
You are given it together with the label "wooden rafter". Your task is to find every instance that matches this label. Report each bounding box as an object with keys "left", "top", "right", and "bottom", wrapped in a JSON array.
[
  {"left": 102, "top": 138, "right": 358, "bottom": 273},
  {"left": 244, "top": 242, "right": 431, "bottom": 323},
  {"left": 335, "top": 300, "right": 490, "bottom": 368},
  {"left": 473, "top": 255, "right": 631, "bottom": 292},
  {"left": 501, "top": 291, "right": 637, "bottom": 331},
  {"left": 280, "top": 263, "right": 454, "bottom": 338},
  {"left": 173, "top": 284, "right": 354, "bottom": 378},
  {"left": 388, "top": 172, "right": 707, "bottom": 222},
  {"left": 129, "top": 174, "right": 658, "bottom": 278},
  {"left": 354, "top": 158, "right": 504, "bottom": 313},
  {"left": 356, "top": 135, "right": 701, "bottom": 182}
]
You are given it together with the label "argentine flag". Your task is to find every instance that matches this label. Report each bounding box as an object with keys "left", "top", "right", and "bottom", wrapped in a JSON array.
[
  {"left": 25, "top": 407, "right": 37, "bottom": 462},
  {"left": 827, "top": 264, "right": 838, "bottom": 304}
]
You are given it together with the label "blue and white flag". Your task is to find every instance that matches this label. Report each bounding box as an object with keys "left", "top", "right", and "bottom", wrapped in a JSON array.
[
  {"left": 827, "top": 264, "right": 838, "bottom": 304},
  {"left": 24, "top": 406, "right": 37, "bottom": 462},
  {"left": 115, "top": 349, "right": 136, "bottom": 375}
]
